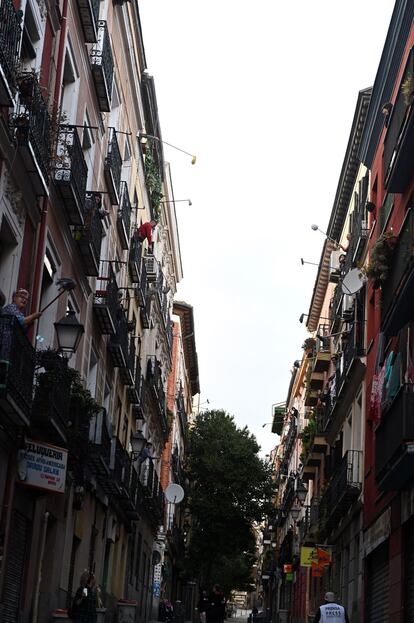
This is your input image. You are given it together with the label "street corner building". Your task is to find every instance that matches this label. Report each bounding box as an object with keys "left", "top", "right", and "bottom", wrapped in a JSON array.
[{"left": 0, "top": 0, "right": 200, "bottom": 621}]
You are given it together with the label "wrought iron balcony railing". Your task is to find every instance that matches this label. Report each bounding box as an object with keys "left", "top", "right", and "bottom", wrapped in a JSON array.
[
  {"left": 140, "top": 286, "right": 151, "bottom": 330},
  {"left": 282, "top": 417, "right": 297, "bottom": 463},
  {"left": 73, "top": 193, "right": 103, "bottom": 276},
  {"left": 129, "top": 238, "right": 143, "bottom": 283},
  {"left": 90, "top": 21, "right": 114, "bottom": 112},
  {"left": 53, "top": 125, "right": 88, "bottom": 225},
  {"left": 116, "top": 181, "right": 131, "bottom": 248},
  {"left": 11, "top": 72, "right": 50, "bottom": 195},
  {"left": 176, "top": 387, "right": 187, "bottom": 433},
  {"left": 381, "top": 210, "right": 414, "bottom": 334},
  {"left": 319, "top": 450, "right": 362, "bottom": 533},
  {"left": 88, "top": 407, "right": 112, "bottom": 478},
  {"left": 31, "top": 356, "right": 72, "bottom": 444},
  {"left": 119, "top": 336, "right": 135, "bottom": 386},
  {"left": 108, "top": 308, "right": 129, "bottom": 369},
  {"left": 127, "top": 357, "right": 144, "bottom": 414},
  {"left": 104, "top": 127, "right": 122, "bottom": 204},
  {"left": 383, "top": 47, "right": 414, "bottom": 194},
  {"left": 0, "top": 315, "right": 35, "bottom": 426},
  {"left": 0, "top": 0, "right": 22, "bottom": 106},
  {"left": 146, "top": 357, "right": 167, "bottom": 433},
  {"left": 376, "top": 384, "right": 414, "bottom": 492},
  {"left": 93, "top": 263, "right": 119, "bottom": 335}
]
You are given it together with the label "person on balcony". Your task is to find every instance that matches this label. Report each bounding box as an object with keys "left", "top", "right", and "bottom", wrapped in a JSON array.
[
  {"left": 133, "top": 219, "right": 158, "bottom": 253},
  {"left": 2, "top": 288, "right": 42, "bottom": 328},
  {"left": 314, "top": 592, "right": 349, "bottom": 622}
]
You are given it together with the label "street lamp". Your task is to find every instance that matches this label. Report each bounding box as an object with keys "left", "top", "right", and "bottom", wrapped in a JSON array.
[
  {"left": 290, "top": 506, "right": 301, "bottom": 521},
  {"left": 54, "top": 311, "right": 84, "bottom": 355},
  {"left": 159, "top": 199, "right": 192, "bottom": 206},
  {"left": 130, "top": 431, "right": 146, "bottom": 460},
  {"left": 139, "top": 133, "right": 197, "bottom": 165},
  {"left": 295, "top": 480, "right": 308, "bottom": 504}
]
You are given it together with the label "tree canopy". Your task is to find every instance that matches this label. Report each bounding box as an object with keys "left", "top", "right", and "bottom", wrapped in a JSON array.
[{"left": 184, "top": 409, "right": 275, "bottom": 594}]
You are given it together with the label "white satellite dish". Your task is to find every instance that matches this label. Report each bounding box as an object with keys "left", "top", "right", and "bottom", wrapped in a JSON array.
[
  {"left": 165, "top": 483, "right": 184, "bottom": 504},
  {"left": 341, "top": 268, "right": 366, "bottom": 295}
]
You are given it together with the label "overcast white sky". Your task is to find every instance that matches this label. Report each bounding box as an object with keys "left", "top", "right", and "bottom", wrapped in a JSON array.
[{"left": 139, "top": 1, "right": 395, "bottom": 455}]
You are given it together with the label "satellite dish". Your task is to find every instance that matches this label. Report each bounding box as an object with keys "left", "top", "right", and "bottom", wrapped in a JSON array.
[
  {"left": 341, "top": 268, "right": 366, "bottom": 295},
  {"left": 165, "top": 483, "right": 184, "bottom": 504}
]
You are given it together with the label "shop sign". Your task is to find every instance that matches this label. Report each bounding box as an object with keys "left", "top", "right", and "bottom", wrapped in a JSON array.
[
  {"left": 300, "top": 547, "right": 316, "bottom": 567},
  {"left": 311, "top": 562, "right": 324, "bottom": 578},
  {"left": 364, "top": 507, "right": 391, "bottom": 556},
  {"left": 16, "top": 439, "right": 67, "bottom": 493}
]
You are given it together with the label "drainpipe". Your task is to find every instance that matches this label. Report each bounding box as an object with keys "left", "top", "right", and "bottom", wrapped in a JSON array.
[
  {"left": 30, "top": 0, "right": 69, "bottom": 317},
  {"left": 31, "top": 511, "right": 50, "bottom": 623}
]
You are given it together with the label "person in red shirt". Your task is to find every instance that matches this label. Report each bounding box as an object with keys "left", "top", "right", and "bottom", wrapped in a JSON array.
[{"left": 134, "top": 219, "right": 158, "bottom": 252}]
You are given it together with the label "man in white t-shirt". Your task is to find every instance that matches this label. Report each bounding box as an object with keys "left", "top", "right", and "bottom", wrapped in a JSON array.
[{"left": 314, "top": 592, "right": 350, "bottom": 622}]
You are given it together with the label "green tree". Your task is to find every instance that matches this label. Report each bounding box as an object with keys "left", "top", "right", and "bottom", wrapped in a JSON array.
[{"left": 185, "top": 410, "right": 274, "bottom": 594}]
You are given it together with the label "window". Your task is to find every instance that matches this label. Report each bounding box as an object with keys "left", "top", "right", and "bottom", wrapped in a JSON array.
[
  {"left": 37, "top": 245, "right": 61, "bottom": 349},
  {"left": 0, "top": 216, "right": 19, "bottom": 302},
  {"left": 60, "top": 43, "right": 79, "bottom": 123},
  {"left": 87, "top": 346, "right": 99, "bottom": 398}
]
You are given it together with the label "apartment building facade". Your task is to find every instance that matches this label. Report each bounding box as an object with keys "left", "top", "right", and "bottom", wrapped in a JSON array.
[
  {"left": 359, "top": 1, "right": 414, "bottom": 620},
  {"left": 0, "top": 0, "right": 197, "bottom": 621},
  {"left": 265, "top": 89, "right": 372, "bottom": 623}
]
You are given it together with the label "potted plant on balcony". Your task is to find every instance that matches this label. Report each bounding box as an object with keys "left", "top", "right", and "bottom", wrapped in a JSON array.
[
  {"left": 401, "top": 70, "right": 414, "bottom": 106},
  {"left": 365, "top": 231, "right": 398, "bottom": 288},
  {"left": 302, "top": 337, "right": 316, "bottom": 354},
  {"left": 13, "top": 112, "right": 30, "bottom": 141}
]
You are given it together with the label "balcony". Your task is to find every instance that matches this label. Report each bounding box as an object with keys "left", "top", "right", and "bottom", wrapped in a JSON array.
[
  {"left": 73, "top": 193, "right": 103, "bottom": 276},
  {"left": 11, "top": 73, "right": 50, "bottom": 195},
  {"left": 76, "top": 0, "right": 100, "bottom": 43},
  {"left": 375, "top": 384, "right": 414, "bottom": 492},
  {"left": 53, "top": 125, "right": 88, "bottom": 225},
  {"left": 88, "top": 408, "right": 112, "bottom": 478},
  {"left": 0, "top": 0, "right": 22, "bottom": 106},
  {"left": 319, "top": 450, "right": 362, "bottom": 534},
  {"left": 31, "top": 364, "right": 72, "bottom": 444},
  {"left": 129, "top": 239, "right": 143, "bottom": 283},
  {"left": 104, "top": 128, "right": 122, "bottom": 204},
  {"left": 176, "top": 386, "right": 187, "bottom": 434},
  {"left": 384, "top": 48, "right": 414, "bottom": 194},
  {"left": 93, "top": 264, "right": 118, "bottom": 335},
  {"left": 108, "top": 309, "right": 129, "bottom": 369},
  {"left": 313, "top": 325, "right": 331, "bottom": 374},
  {"left": 330, "top": 285, "right": 343, "bottom": 332},
  {"left": 146, "top": 357, "right": 168, "bottom": 434},
  {"left": 380, "top": 210, "right": 414, "bottom": 336},
  {"left": 171, "top": 449, "right": 185, "bottom": 485},
  {"left": 282, "top": 417, "right": 297, "bottom": 462},
  {"left": 140, "top": 287, "right": 151, "bottom": 330},
  {"left": 351, "top": 199, "right": 369, "bottom": 265},
  {"left": 90, "top": 21, "right": 113, "bottom": 112},
  {"left": 127, "top": 358, "right": 144, "bottom": 416},
  {"left": 0, "top": 316, "right": 35, "bottom": 427},
  {"left": 116, "top": 181, "right": 131, "bottom": 249},
  {"left": 119, "top": 338, "right": 135, "bottom": 387}
]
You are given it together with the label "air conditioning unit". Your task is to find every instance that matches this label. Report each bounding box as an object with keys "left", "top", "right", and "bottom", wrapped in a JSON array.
[
  {"left": 144, "top": 256, "right": 158, "bottom": 281},
  {"left": 330, "top": 249, "right": 341, "bottom": 270}
]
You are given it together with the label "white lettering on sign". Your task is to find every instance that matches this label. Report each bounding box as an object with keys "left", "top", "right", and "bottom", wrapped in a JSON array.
[{"left": 16, "top": 438, "right": 68, "bottom": 493}]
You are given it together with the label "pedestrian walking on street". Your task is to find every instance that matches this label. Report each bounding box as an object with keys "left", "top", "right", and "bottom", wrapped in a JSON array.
[
  {"left": 314, "top": 592, "right": 349, "bottom": 622},
  {"left": 198, "top": 590, "right": 210, "bottom": 623},
  {"left": 208, "top": 585, "right": 226, "bottom": 623},
  {"left": 248, "top": 606, "right": 258, "bottom": 623},
  {"left": 70, "top": 570, "right": 101, "bottom": 623}
]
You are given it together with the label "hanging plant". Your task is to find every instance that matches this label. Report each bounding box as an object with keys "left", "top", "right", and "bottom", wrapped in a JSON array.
[
  {"left": 365, "top": 231, "right": 398, "bottom": 288},
  {"left": 144, "top": 145, "right": 164, "bottom": 216},
  {"left": 401, "top": 71, "right": 414, "bottom": 106}
]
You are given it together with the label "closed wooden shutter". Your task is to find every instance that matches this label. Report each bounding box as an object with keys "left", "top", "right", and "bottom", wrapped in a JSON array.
[
  {"left": 2, "top": 510, "right": 30, "bottom": 623},
  {"left": 405, "top": 521, "right": 414, "bottom": 622},
  {"left": 366, "top": 542, "right": 389, "bottom": 623}
]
